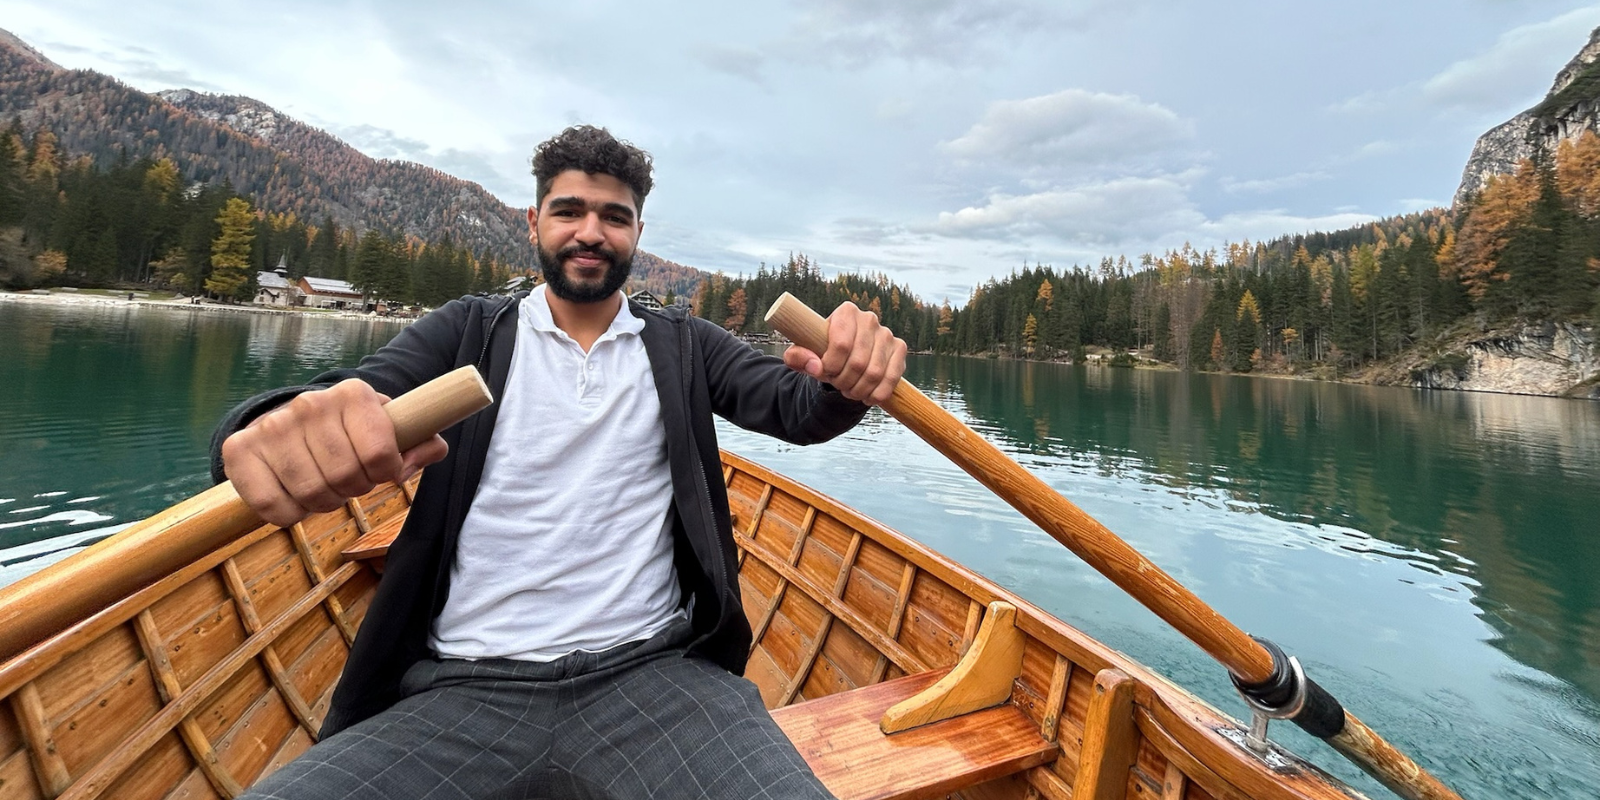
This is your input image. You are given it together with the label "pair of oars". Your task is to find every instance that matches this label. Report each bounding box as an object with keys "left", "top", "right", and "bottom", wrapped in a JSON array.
[
  {"left": 764, "top": 293, "right": 1463, "bottom": 800},
  {"left": 0, "top": 302, "right": 1460, "bottom": 800}
]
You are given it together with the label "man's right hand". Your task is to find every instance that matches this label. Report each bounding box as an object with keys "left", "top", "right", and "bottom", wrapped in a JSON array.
[{"left": 220, "top": 379, "right": 450, "bottom": 528}]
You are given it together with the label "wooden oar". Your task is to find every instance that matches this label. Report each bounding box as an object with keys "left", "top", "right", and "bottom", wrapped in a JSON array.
[
  {"left": 0, "top": 365, "right": 493, "bottom": 666},
  {"left": 765, "top": 293, "right": 1464, "bottom": 800}
]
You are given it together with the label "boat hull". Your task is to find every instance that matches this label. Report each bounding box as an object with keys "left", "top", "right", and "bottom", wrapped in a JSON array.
[{"left": 0, "top": 455, "right": 1363, "bottom": 800}]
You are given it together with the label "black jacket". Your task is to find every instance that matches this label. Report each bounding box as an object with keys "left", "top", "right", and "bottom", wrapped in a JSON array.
[{"left": 209, "top": 294, "right": 869, "bottom": 737}]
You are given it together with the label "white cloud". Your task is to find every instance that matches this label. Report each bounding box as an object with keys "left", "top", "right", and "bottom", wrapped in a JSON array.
[
  {"left": 1332, "top": 7, "right": 1600, "bottom": 116},
  {"left": 1352, "top": 140, "right": 1400, "bottom": 160},
  {"left": 693, "top": 44, "right": 767, "bottom": 85},
  {"left": 782, "top": 0, "right": 1116, "bottom": 67},
  {"left": 1420, "top": 8, "right": 1599, "bottom": 112},
  {"left": 1221, "top": 171, "right": 1330, "bottom": 195},
  {"left": 941, "top": 90, "right": 1194, "bottom": 173},
  {"left": 1195, "top": 210, "right": 1378, "bottom": 244},
  {"left": 931, "top": 176, "right": 1202, "bottom": 244}
]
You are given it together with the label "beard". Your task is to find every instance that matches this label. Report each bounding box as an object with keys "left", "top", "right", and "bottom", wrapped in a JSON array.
[{"left": 537, "top": 241, "right": 634, "bottom": 303}]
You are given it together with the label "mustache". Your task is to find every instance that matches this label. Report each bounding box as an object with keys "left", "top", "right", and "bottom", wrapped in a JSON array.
[{"left": 556, "top": 243, "right": 618, "bottom": 266}]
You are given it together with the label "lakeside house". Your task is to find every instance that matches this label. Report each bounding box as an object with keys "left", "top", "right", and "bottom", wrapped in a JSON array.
[
  {"left": 628, "top": 290, "right": 663, "bottom": 310},
  {"left": 254, "top": 265, "right": 299, "bottom": 307},
  {"left": 298, "top": 276, "right": 364, "bottom": 310}
]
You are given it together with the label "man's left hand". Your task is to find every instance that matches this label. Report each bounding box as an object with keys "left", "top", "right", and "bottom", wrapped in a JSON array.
[{"left": 782, "top": 302, "right": 908, "bottom": 406}]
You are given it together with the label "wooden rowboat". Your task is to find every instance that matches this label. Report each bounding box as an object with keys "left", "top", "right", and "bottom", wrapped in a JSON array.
[{"left": 0, "top": 451, "right": 1367, "bottom": 800}]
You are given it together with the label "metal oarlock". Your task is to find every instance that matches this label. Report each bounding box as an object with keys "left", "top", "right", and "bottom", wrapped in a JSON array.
[
  {"left": 1230, "top": 636, "right": 1325, "bottom": 753},
  {"left": 1235, "top": 650, "right": 1308, "bottom": 752}
]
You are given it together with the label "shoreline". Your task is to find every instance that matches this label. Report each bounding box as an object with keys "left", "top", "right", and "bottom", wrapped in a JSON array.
[
  {"left": 0, "top": 289, "right": 415, "bottom": 323},
  {"left": 947, "top": 349, "right": 1599, "bottom": 402}
]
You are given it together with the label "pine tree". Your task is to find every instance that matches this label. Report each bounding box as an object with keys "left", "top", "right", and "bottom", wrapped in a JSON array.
[
  {"left": 1232, "top": 290, "right": 1262, "bottom": 370},
  {"left": 1151, "top": 303, "right": 1172, "bottom": 361},
  {"left": 0, "top": 124, "right": 25, "bottom": 225},
  {"left": 307, "top": 216, "right": 339, "bottom": 278},
  {"left": 205, "top": 197, "right": 255, "bottom": 300}
]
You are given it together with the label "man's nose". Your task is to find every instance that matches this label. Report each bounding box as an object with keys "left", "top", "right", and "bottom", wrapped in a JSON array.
[{"left": 575, "top": 213, "right": 604, "bottom": 244}]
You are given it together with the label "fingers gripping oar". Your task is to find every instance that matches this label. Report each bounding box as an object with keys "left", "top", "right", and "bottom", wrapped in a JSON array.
[
  {"left": 0, "top": 366, "right": 494, "bottom": 666},
  {"left": 765, "top": 294, "right": 1463, "bottom": 800}
]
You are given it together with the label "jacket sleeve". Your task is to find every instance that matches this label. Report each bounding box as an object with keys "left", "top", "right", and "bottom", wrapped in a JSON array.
[
  {"left": 207, "top": 299, "right": 477, "bottom": 483},
  {"left": 693, "top": 316, "right": 869, "bottom": 445}
]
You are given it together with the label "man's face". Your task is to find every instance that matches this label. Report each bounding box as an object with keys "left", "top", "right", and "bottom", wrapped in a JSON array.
[{"left": 527, "top": 170, "right": 643, "bottom": 303}]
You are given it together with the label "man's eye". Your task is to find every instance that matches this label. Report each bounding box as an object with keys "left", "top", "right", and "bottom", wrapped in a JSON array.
[{"left": 607, "top": 215, "right": 630, "bottom": 224}]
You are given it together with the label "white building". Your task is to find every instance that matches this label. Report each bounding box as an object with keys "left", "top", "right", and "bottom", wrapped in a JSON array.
[{"left": 254, "top": 268, "right": 298, "bottom": 307}]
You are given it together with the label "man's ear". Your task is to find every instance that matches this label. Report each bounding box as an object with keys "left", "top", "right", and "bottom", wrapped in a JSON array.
[{"left": 526, "top": 206, "right": 539, "bottom": 246}]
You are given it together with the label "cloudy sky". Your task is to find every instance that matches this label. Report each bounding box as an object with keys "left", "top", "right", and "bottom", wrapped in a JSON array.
[{"left": 5, "top": 0, "right": 1599, "bottom": 302}]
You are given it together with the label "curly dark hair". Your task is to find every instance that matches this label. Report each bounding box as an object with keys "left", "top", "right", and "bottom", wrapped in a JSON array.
[{"left": 531, "top": 125, "right": 654, "bottom": 212}]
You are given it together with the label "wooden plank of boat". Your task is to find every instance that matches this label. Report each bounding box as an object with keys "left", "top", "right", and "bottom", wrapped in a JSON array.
[{"left": 0, "top": 453, "right": 1367, "bottom": 800}]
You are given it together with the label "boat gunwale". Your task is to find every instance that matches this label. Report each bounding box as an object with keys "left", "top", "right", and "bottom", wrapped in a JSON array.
[{"left": 723, "top": 450, "right": 1366, "bottom": 800}]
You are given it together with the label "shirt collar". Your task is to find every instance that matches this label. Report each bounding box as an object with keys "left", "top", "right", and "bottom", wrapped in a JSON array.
[{"left": 522, "top": 284, "right": 645, "bottom": 341}]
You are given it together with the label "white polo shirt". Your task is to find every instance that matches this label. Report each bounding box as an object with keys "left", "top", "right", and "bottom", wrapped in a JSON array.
[{"left": 430, "top": 286, "right": 683, "bottom": 661}]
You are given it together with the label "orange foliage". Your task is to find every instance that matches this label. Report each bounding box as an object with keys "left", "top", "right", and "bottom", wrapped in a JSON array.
[
  {"left": 1556, "top": 131, "right": 1600, "bottom": 216},
  {"left": 1453, "top": 163, "right": 1539, "bottom": 300}
]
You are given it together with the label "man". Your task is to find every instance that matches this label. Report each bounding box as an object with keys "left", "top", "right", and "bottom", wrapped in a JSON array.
[{"left": 213, "top": 125, "right": 906, "bottom": 799}]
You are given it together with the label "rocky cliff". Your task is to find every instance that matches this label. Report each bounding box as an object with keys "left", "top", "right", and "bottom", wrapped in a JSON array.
[
  {"left": 1367, "top": 322, "right": 1600, "bottom": 399},
  {"left": 1455, "top": 26, "right": 1600, "bottom": 205}
]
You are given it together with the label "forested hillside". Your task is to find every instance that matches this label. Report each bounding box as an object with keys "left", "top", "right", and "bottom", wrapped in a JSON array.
[
  {"left": 0, "top": 30, "right": 703, "bottom": 298},
  {"left": 695, "top": 136, "right": 1598, "bottom": 381}
]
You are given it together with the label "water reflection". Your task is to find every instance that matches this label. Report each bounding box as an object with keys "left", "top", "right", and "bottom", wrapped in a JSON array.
[
  {"left": 0, "top": 302, "right": 405, "bottom": 548},
  {"left": 909, "top": 356, "right": 1600, "bottom": 704}
]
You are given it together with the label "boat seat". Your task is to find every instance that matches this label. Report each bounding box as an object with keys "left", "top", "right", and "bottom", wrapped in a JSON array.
[
  {"left": 771, "top": 601, "right": 1059, "bottom": 800},
  {"left": 341, "top": 513, "right": 405, "bottom": 569},
  {"left": 772, "top": 669, "right": 1058, "bottom": 800}
]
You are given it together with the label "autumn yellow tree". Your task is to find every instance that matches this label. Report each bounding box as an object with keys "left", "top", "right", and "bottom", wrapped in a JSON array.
[
  {"left": 724, "top": 287, "right": 747, "bottom": 333},
  {"left": 1022, "top": 313, "right": 1038, "bottom": 354},
  {"left": 32, "top": 249, "right": 67, "bottom": 286},
  {"left": 205, "top": 197, "right": 256, "bottom": 300},
  {"left": 1236, "top": 289, "right": 1262, "bottom": 325},
  {"left": 1453, "top": 164, "right": 1539, "bottom": 301},
  {"left": 1556, "top": 130, "right": 1600, "bottom": 216}
]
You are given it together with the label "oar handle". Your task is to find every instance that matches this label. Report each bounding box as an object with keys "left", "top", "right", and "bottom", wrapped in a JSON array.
[
  {"left": 765, "top": 293, "right": 1463, "bottom": 800},
  {"left": 0, "top": 366, "right": 494, "bottom": 666}
]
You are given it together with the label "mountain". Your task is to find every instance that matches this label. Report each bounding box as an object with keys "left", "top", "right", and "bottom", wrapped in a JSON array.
[
  {"left": 1456, "top": 25, "right": 1600, "bottom": 204},
  {"left": 0, "top": 29, "right": 704, "bottom": 292}
]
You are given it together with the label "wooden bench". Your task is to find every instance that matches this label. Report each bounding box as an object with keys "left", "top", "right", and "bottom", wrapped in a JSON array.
[
  {"left": 773, "top": 669, "right": 1058, "bottom": 800},
  {"left": 773, "top": 601, "right": 1059, "bottom": 800}
]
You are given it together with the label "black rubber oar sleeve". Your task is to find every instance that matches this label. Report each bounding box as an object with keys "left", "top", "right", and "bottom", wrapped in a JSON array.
[
  {"left": 1232, "top": 637, "right": 1346, "bottom": 740},
  {"left": 1296, "top": 677, "right": 1346, "bottom": 739}
]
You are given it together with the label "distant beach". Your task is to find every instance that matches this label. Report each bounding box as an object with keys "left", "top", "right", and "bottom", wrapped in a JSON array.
[{"left": 0, "top": 289, "right": 414, "bottom": 323}]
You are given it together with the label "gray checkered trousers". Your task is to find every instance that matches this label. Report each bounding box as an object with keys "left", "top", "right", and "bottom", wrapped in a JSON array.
[{"left": 243, "top": 617, "right": 836, "bottom": 799}]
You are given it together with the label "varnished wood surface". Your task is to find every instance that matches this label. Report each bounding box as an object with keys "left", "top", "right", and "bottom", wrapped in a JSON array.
[
  {"left": 879, "top": 602, "right": 1024, "bottom": 734},
  {"left": 763, "top": 291, "right": 1461, "bottom": 800},
  {"left": 0, "top": 480, "right": 404, "bottom": 800},
  {"left": 772, "top": 670, "right": 1058, "bottom": 800},
  {"left": 0, "top": 450, "right": 1383, "bottom": 800},
  {"left": 0, "top": 366, "right": 492, "bottom": 667},
  {"left": 724, "top": 450, "right": 1372, "bottom": 800}
]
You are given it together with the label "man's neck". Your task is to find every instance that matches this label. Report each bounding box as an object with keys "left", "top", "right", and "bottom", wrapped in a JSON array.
[{"left": 546, "top": 290, "right": 622, "bottom": 352}]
